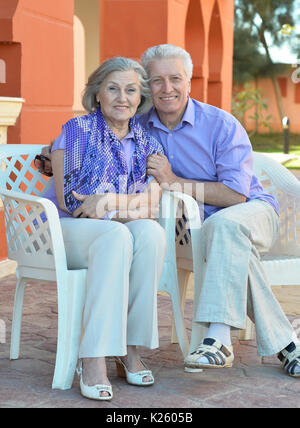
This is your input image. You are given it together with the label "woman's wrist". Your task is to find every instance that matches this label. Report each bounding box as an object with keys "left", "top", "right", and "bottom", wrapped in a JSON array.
[{"left": 106, "top": 192, "right": 149, "bottom": 211}]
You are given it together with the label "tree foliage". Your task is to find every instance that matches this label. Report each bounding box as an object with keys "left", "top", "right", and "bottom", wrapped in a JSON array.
[
  {"left": 235, "top": 0, "right": 294, "bottom": 46},
  {"left": 234, "top": 0, "right": 298, "bottom": 121},
  {"left": 234, "top": 0, "right": 295, "bottom": 83},
  {"left": 232, "top": 83, "right": 273, "bottom": 135}
]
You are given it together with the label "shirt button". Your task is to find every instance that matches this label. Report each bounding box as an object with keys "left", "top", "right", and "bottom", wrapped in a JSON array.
[
  {"left": 169, "top": 133, "right": 173, "bottom": 137},
  {"left": 170, "top": 155, "right": 174, "bottom": 159}
]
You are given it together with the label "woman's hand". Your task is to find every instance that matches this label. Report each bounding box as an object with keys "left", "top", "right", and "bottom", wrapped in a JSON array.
[
  {"left": 116, "top": 205, "right": 160, "bottom": 222},
  {"left": 72, "top": 191, "right": 111, "bottom": 219},
  {"left": 113, "top": 181, "right": 161, "bottom": 222},
  {"left": 72, "top": 181, "right": 161, "bottom": 221}
]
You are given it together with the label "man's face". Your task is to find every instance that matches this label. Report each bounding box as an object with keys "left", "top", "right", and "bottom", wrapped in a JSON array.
[{"left": 147, "top": 57, "right": 191, "bottom": 120}]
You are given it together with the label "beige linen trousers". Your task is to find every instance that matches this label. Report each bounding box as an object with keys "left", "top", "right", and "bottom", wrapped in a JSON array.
[
  {"left": 60, "top": 217, "right": 166, "bottom": 358},
  {"left": 192, "top": 199, "right": 297, "bottom": 356}
]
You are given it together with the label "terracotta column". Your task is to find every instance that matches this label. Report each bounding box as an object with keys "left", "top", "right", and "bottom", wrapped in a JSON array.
[
  {"left": 0, "top": 96, "right": 23, "bottom": 266},
  {"left": 0, "top": 0, "right": 74, "bottom": 264},
  {"left": 0, "top": 96, "right": 24, "bottom": 144},
  {"left": 99, "top": 0, "right": 234, "bottom": 111},
  {"left": 0, "top": 0, "right": 75, "bottom": 145},
  {"left": 207, "top": 0, "right": 234, "bottom": 111}
]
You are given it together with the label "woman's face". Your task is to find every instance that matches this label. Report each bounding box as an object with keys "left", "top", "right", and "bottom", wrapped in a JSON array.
[{"left": 96, "top": 69, "right": 141, "bottom": 127}]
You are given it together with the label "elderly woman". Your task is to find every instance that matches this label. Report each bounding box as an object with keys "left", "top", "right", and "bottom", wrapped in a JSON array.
[{"left": 41, "top": 57, "right": 166, "bottom": 401}]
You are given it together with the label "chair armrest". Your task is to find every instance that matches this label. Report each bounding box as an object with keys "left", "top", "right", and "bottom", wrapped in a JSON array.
[
  {"left": 253, "top": 152, "right": 300, "bottom": 198},
  {"left": 0, "top": 189, "right": 68, "bottom": 273},
  {"left": 171, "top": 191, "right": 202, "bottom": 230},
  {"left": 159, "top": 190, "right": 202, "bottom": 268},
  {"left": 159, "top": 191, "right": 201, "bottom": 228}
]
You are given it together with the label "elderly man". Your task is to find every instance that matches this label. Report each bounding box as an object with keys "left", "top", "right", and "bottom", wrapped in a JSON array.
[
  {"left": 37, "top": 44, "right": 300, "bottom": 377},
  {"left": 140, "top": 44, "right": 300, "bottom": 377}
]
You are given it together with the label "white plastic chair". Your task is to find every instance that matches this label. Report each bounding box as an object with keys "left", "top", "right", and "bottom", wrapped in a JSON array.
[
  {"left": 0, "top": 144, "right": 199, "bottom": 389},
  {"left": 239, "top": 152, "right": 300, "bottom": 340},
  {"left": 171, "top": 151, "right": 300, "bottom": 349},
  {"left": 158, "top": 191, "right": 202, "bottom": 356},
  {"left": 0, "top": 144, "right": 87, "bottom": 389}
]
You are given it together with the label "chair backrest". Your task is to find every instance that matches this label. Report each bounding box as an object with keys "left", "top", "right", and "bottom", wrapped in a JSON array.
[
  {"left": 0, "top": 145, "right": 63, "bottom": 272},
  {"left": 252, "top": 152, "right": 300, "bottom": 257},
  {"left": 0, "top": 144, "right": 52, "bottom": 196}
]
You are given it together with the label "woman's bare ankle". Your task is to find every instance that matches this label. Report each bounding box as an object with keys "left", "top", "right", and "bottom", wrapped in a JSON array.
[
  {"left": 81, "top": 357, "right": 110, "bottom": 388},
  {"left": 122, "top": 347, "right": 152, "bottom": 383}
]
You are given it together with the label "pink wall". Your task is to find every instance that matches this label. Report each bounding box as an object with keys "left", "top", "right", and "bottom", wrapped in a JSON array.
[
  {"left": 244, "top": 67, "right": 300, "bottom": 134},
  {"left": 100, "top": 0, "right": 234, "bottom": 112},
  {"left": 0, "top": 0, "right": 234, "bottom": 262},
  {"left": 0, "top": 0, "right": 75, "bottom": 145}
]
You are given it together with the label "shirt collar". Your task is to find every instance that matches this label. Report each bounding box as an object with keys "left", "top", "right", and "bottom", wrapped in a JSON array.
[
  {"left": 181, "top": 97, "right": 195, "bottom": 127},
  {"left": 120, "top": 128, "right": 134, "bottom": 143},
  {"left": 147, "top": 97, "right": 195, "bottom": 131}
]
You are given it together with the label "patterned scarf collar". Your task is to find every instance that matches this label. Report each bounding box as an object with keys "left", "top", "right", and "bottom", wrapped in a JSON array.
[{"left": 63, "top": 108, "right": 149, "bottom": 214}]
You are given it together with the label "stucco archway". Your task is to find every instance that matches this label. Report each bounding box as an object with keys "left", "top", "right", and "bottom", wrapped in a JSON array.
[
  {"left": 185, "top": 0, "right": 206, "bottom": 101},
  {"left": 207, "top": 0, "right": 223, "bottom": 108}
]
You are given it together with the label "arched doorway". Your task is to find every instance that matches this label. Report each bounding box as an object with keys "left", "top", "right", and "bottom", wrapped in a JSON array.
[
  {"left": 73, "top": 15, "right": 86, "bottom": 115},
  {"left": 207, "top": 0, "right": 223, "bottom": 107},
  {"left": 185, "top": 0, "right": 206, "bottom": 101},
  {"left": 73, "top": 0, "right": 100, "bottom": 115}
]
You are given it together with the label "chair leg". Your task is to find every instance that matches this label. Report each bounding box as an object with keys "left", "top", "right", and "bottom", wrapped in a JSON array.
[
  {"left": 171, "top": 269, "right": 191, "bottom": 344},
  {"left": 168, "top": 265, "right": 190, "bottom": 357},
  {"left": 10, "top": 276, "right": 27, "bottom": 360},
  {"left": 52, "top": 270, "right": 86, "bottom": 390},
  {"left": 159, "top": 259, "right": 190, "bottom": 357},
  {"left": 169, "top": 288, "right": 190, "bottom": 357},
  {"left": 238, "top": 317, "right": 255, "bottom": 340}
]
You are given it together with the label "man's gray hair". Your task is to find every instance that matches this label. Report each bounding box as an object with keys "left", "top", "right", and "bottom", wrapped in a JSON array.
[
  {"left": 82, "top": 56, "right": 152, "bottom": 114},
  {"left": 141, "top": 44, "right": 193, "bottom": 80}
]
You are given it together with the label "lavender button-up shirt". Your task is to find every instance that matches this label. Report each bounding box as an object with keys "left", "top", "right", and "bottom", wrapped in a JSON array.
[{"left": 138, "top": 98, "right": 279, "bottom": 220}]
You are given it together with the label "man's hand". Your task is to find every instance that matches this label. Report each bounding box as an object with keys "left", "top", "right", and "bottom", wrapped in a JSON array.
[
  {"left": 147, "top": 153, "right": 178, "bottom": 188},
  {"left": 34, "top": 142, "right": 54, "bottom": 176}
]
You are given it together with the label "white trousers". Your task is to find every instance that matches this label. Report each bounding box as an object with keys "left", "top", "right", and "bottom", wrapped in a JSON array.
[
  {"left": 60, "top": 218, "right": 166, "bottom": 358},
  {"left": 193, "top": 200, "right": 296, "bottom": 356}
]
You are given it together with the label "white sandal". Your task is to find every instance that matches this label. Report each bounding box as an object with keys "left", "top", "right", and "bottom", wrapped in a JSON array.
[
  {"left": 115, "top": 357, "right": 154, "bottom": 386},
  {"left": 76, "top": 361, "right": 113, "bottom": 401},
  {"left": 278, "top": 342, "right": 300, "bottom": 377},
  {"left": 184, "top": 337, "right": 234, "bottom": 370}
]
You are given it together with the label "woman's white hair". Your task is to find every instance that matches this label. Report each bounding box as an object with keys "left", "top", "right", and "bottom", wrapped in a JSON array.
[
  {"left": 82, "top": 56, "right": 152, "bottom": 114},
  {"left": 141, "top": 44, "right": 193, "bottom": 80}
]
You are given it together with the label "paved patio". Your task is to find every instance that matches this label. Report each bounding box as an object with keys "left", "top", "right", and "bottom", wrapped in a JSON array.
[
  {"left": 0, "top": 274, "right": 300, "bottom": 409},
  {"left": 1, "top": 160, "right": 300, "bottom": 409}
]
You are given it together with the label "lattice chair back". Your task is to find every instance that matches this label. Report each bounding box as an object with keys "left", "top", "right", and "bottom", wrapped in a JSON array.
[
  {"left": 0, "top": 144, "right": 52, "bottom": 196},
  {"left": 0, "top": 145, "right": 65, "bottom": 274},
  {"left": 252, "top": 152, "right": 300, "bottom": 258}
]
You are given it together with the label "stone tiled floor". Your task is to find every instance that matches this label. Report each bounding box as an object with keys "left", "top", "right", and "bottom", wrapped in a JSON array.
[
  {"left": 0, "top": 275, "right": 300, "bottom": 408},
  {"left": 1, "top": 162, "right": 300, "bottom": 409}
]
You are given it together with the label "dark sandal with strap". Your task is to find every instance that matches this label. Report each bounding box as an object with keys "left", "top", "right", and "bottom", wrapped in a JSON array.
[
  {"left": 278, "top": 342, "right": 300, "bottom": 377},
  {"left": 184, "top": 337, "right": 234, "bottom": 369}
]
